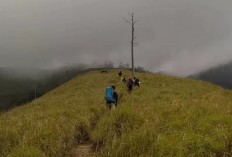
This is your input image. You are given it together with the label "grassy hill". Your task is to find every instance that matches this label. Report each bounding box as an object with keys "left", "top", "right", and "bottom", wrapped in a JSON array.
[
  {"left": 0, "top": 66, "right": 147, "bottom": 112},
  {"left": 1, "top": 69, "right": 232, "bottom": 157}
]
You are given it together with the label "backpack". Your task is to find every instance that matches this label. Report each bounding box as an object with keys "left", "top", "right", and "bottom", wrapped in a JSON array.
[
  {"left": 135, "top": 78, "right": 139, "bottom": 83},
  {"left": 128, "top": 78, "right": 133, "bottom": 86},
  {"left": 105, "top": 86, "right": 114, "bottom": 99}
]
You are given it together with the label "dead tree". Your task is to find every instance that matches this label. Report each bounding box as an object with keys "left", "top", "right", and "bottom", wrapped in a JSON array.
[{"left": 122, "top": 13, "right": 138, "bottom": 81}]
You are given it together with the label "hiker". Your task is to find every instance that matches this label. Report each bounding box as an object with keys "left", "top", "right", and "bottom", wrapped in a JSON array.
[
  {"left": 134, "top": 77, "right": 140, "bottom": 87},
  {"left": 121, "top": 76, "right": 126, "bottom": 83},
  {"left": 113, "top": 89, "right": 118, "bottom": 107},
  {"left": 105, "top": 86, "right": 118, "bottom": 109},
  {"left": 127, "top": 78, "right": 133, "bottom": 91},
  {"left": 118, "top": 71, "right": 122, "bottom": 77}
]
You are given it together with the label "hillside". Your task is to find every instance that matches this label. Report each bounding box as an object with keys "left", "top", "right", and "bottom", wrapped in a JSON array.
[
  {"left": 0, "top": 77, "right": 37, "bottom": 111},
  {"left": 188, "top": 61, "right": 232, "bottom": 90},
  {"left": 0, "top": 63, "right": 147, "bottom": 112},
  {"left": 0, "top": 66, "right": 89, "bottom": 111},
  {"left": 1, "top": 69, "right": 232, "bottom": 156}
]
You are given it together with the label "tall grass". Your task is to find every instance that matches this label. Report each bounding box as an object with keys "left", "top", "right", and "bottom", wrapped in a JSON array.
[{"left": 1, "top": 69, "right": 232, "bottom": 156}]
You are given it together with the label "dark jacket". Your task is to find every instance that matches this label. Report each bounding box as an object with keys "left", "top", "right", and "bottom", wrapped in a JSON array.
[
  {"left": 118, "top": 71, "right": 122, "bottom": 77},
  {"left": 113, "top": 91, "right": 118, "bottom": 105},
  {"left": 135, "top": 78, "right": 139, "bottom": 84}
]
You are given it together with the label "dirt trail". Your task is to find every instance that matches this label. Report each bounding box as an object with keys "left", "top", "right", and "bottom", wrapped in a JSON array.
[{"left": 72, "top": 144, "right": 93, "bottom": 157}]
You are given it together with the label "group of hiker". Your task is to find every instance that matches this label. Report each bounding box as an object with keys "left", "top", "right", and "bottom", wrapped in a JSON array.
[
  {"left": 128, "top": 77, "right": 140, "bottom": 90},
  {"left": 104, "top": 70, "right": 140, "bottom": 109},
  {"left": 118, "top": 71, "right": 140, "bottom": 91}
]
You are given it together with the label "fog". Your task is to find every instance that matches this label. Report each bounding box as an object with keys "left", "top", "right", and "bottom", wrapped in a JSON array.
[{"left": 0, "top": 0, "right": 232, "bottom": 77}]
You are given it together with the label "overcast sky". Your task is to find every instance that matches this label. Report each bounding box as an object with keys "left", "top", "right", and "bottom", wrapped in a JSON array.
[{"left": 0, "top": 0, "right": 232, "bottom": 76}]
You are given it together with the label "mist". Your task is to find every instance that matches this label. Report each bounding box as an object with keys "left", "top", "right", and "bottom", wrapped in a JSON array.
[{"left": 0, "top": 0, "right": 232, "bottom": 77}]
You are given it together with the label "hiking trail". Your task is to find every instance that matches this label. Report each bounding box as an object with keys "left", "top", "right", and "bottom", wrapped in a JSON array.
[{"left": 72, "top": 143, "right": 93, "bottom": 157}]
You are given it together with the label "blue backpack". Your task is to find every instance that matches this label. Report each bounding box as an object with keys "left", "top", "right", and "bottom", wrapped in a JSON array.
[{"left": 105, "top": 86, "right": 115, "bottom": 102}]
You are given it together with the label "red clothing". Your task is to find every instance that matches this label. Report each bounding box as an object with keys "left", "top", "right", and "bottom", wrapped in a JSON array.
[{"left": 128, "top": 78, "right": 133, "bottom": 86}]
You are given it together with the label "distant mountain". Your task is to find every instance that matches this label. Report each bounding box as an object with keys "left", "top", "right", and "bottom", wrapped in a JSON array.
[
  {"left": 187, "top": 61, "right": 232, "bottom": 89},
  {"left": 0, "top": 64, "right": 89, "bottom": 112}
]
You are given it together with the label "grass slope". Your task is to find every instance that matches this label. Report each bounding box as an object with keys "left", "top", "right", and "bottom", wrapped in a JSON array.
[
  {"left": 0, "top": 67, "right": 143, "bottom": 112},
  {"left": 1, "top": 69, "right": 232, "bottom": 156}
]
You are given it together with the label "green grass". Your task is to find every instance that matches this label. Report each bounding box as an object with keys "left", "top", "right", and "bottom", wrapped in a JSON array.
[{"left": 1, "top": 69, "right": 232, "bottom": 156}]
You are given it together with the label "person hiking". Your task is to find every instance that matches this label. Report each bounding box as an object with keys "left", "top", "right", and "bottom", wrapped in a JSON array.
[
  {"left": 113, "top": 89, "right": 118, "bottom": 107},
  {"left": 127, "top": 78, "right": 133, "bottom": 91},
  {"left": 121, "top": 76, "right": 126, "bottom": 83},
  {"left": 105, "top": 86, "right": 118, "bottom": 109},
  {"left": 134, "top": 77, "right": 140, "bottom": 87},
  {"left": 118, "top": 71, "right": 122, "bottom": 77}
]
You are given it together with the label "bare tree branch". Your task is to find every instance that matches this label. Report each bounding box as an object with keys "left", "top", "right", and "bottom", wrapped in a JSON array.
[
  {"left": 122, "top": 17, "right": 132, "bottom": 25},
  {"left": 128, "top": 13, "right": 135, "bottom": 21}
]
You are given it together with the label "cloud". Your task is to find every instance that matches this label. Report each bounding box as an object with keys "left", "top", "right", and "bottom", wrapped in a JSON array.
[{"left": 0, "top": 0, "right": 232, "bottom": 76}]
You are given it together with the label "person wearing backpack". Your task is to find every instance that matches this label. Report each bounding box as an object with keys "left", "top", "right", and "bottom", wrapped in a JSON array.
[
  {"left": 121, "top": 76, "right": 126, "bottom": 83},
  {"left": 134, "top": 77, "right": 140, "bottom": 87},
  {"left": 127, "top": 78, "right": 133, "bottom": 91},
  {"left": 105, "top": 86, "right": 118, "bottom": 109}
]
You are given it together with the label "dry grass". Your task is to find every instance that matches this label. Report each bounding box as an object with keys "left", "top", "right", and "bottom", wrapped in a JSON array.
[{"left": 1, "top": 69, "right": 232, "bottom": 157}]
